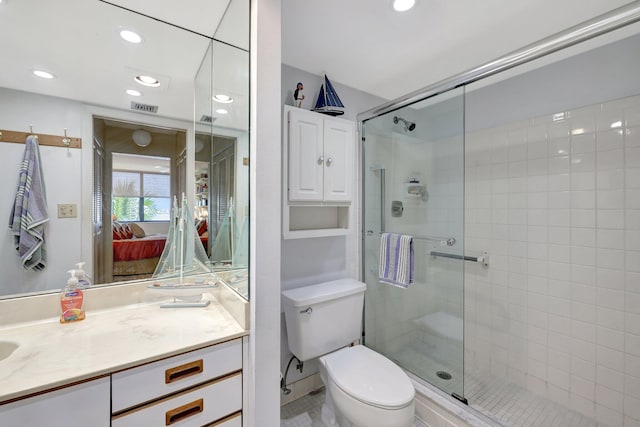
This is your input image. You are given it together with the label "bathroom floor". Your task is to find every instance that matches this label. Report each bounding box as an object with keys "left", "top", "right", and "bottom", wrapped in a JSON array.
[{"left": 280, "top": 388, "right": 428, "bottom": 427}]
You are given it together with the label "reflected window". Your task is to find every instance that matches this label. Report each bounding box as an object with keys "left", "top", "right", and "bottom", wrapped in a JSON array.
[{"left": 112, "top": 153, "right": 171, "bottom": 222}]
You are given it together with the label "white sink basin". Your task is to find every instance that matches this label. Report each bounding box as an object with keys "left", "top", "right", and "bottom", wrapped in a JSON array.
[{"left": 0, "top": 341, "right": 19, "bottom": 361}]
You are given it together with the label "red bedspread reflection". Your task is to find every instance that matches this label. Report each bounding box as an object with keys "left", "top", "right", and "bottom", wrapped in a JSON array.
[
  {"left": 113, "top": 235, "right": 209, "bottom": 262},
  {"left": 113, "top": 235, "right": 166, "bottom": 262}
]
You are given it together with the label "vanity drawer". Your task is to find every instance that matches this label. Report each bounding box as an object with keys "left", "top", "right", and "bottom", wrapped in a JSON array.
[
  {"left": 112, "top": 338, "right": 242, "bottom": 412},
  {"left": 112, "top": 372, "right": 241, "bottom": 427},
  {"left": 205, "top": 411, "right": 242, "bottom": 427}
]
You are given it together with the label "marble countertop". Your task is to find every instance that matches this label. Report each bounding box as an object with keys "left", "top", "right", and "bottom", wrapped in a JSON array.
[{"left": 0, "top": 294, "right": 247, "bottom": 403}]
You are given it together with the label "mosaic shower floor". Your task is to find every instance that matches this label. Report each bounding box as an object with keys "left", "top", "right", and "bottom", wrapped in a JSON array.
[
  {"left": 391, "top": 341, "right": 600, "bottom": 427},
  {"left": 280, "top": 388, "right": 428, "bottom": 427}
]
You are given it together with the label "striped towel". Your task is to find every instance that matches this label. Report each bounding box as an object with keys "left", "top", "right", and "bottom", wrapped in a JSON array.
[
  {"left": 379, "top": 233, "right": 414, "bottom": 288},
  {"left": 8, "top": 135, "right": 49, "bottom": 271}
]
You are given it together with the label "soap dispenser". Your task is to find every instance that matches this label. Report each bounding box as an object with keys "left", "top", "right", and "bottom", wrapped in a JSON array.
[
  {"left": 60, "top": 270, "right": 86, "bottom": 324},
  {"left": 75, "top": 262, "right": 92, "bottom": 289}
]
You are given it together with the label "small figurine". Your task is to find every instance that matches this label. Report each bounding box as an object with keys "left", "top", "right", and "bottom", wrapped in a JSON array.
[{"left": 293, "top": 82, "right": 305, "bottom": 108}]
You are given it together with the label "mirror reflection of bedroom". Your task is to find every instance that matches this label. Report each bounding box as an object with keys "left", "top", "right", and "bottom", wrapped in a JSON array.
[{"left": 93, "top": 118, "right": 187, "bottom": 284}]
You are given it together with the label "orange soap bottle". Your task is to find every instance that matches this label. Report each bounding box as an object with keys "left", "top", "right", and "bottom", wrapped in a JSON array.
[{"left": 60, "top": 270, "right": 86, "bottom": 323}]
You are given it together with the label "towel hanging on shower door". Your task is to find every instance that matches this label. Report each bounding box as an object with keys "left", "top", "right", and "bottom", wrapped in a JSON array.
[
  {"left": 379, "top": 232, "right": 414, "bottom": 288},
  {"left": 9, "top": 135, "right": 49, "bottom": 271}
]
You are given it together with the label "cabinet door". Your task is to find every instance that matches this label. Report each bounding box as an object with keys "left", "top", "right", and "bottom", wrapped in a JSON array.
[
  {"left": 323, "top": 119, "right": 354, "bottom": 202},
  {"left": 0, "top": 377, "right": 110, "bottom": 427},
  {"left": 288, "top": 109, "right": 324, "bottom": 201}
]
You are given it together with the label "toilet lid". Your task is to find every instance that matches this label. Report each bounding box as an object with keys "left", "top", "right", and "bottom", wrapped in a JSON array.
[{"left": 324, "top": 345, "right": 415, "bottom": 410}]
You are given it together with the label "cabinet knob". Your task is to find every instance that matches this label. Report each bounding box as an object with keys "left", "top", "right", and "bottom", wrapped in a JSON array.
[
  {"left": 317, "top": 156, "right": 324, "bottom": 165},
  {"left": 326, "top": 157, "right": 333, "bottom": 167}
]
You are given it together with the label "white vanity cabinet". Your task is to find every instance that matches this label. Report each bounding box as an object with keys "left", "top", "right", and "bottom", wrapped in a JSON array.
[
  {"left": 284, "top": 106, "right": 356, "bottom": 239},
  {"left": 112, "top": 338, "right": 243, "bottom": 426},
  {"left": 0, "top": 377, "right": 110, "bottom": 426},
  {"left": 287, "top": 107, "right": 354, "bottom": 203}
]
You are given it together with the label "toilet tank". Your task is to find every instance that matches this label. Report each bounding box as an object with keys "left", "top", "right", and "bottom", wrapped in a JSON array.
[{"left": 282, "top": 279, "right": 366, "bottom": 361}]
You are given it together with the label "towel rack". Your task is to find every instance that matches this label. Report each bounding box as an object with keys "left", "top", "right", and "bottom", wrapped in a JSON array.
[
  {"left": 430, "top": 251, "right": 489, "bottom": 267},
  {"left": 0, "top": 128, "right": 82, "bottom": 149},
  {"left": 367, "top": 230, "right": 456, "bottom": 247}
]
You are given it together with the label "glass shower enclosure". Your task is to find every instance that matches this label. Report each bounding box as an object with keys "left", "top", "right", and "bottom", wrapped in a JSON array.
[{"left": 362, "top": 87, "right": 466, "bottom": 399}]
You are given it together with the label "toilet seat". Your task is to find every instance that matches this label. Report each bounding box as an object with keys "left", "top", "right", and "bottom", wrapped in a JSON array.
[{"left": 322, "top": 345, "right": 415, "bottom": 410}]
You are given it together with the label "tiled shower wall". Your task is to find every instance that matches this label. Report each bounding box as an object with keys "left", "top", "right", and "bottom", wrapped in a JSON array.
[{"left": 464, "top": 94, "right": 640, "bottom": 426}]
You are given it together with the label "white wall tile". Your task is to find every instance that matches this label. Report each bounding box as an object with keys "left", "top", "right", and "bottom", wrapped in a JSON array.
[
  {"left": 597, "top": 169, "right": 624, "bottom": 190},
  {"left": 597, "top": 149, "right": 625, "bottom": 170},
  {"left": 597, "top": 364, "right": 625, "bottom": 393},
  {"left": 548, "top": 173, "right": 570, "bottom": 191},
  {"left": 597, "top": 210, "right": 625, "bottom": 229},
  {"left": 597, "top": 129, "right": 624, "bottom": 151}
]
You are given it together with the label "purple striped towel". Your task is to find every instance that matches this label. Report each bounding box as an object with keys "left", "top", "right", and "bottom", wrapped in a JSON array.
[{"left": 379, "top": 233, "right": 414, "bottom": 288}]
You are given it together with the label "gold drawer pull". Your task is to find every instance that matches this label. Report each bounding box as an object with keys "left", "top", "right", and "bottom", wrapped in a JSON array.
[
  {"left": 166, "top": 398, "right": 204, "bottom": 425},
  {"left": 165, "top": 359, "right": 204, "bottom": 384}
]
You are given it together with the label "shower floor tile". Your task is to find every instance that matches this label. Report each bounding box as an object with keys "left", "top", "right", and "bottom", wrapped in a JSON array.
[
  {"left": 280, "top": 388, "right": 428, "bottom": 427},
  {"left": 389, "top": 340, "right": 601, "bottom": 427}
]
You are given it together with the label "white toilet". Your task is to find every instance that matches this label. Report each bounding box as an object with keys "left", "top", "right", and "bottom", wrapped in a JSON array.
[{"left": 282, "top": 279, "right": 415, "bottom": 427}]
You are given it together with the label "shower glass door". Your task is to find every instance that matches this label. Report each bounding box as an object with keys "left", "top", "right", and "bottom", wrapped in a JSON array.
[{"left": 362, "top": 87, "right": 465, "bottom": 398}]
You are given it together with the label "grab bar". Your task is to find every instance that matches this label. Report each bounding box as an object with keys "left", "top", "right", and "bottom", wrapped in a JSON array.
[{"left": 430, "top": 251, "right": 489, "bottom": 267}]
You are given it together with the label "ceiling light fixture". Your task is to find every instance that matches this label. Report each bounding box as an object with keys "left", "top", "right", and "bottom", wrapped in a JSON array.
[
  {"left": 393, "top": 0, "right": 415, "bottom": 12},
  {"left": 135, "top": 75, "right": 160, "bottom": 87},
  {"left": 213, "top": 94, "right": 233, "bottom": 103},
  {"left": 132, "top": 129, "right": 152, "bottom": 147},
  {"left": 126, "top": 89, "right": 141, "bottom": 96},
  {"left": 215, "top": 108, "right": 228, "bottom": 115},
  {"left": 610, "top": 121, "right": 622, "bottom": 128},
  {"left": 33, "top": 70, "right": 54, "bottom": 79},
  {"left": 120, "top": 30, "right": 142, "bottom": 44}
]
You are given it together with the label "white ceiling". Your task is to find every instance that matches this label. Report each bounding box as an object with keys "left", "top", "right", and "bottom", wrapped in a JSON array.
[
  {"left": 282, "top": 0, "right": 634, "bottom": 101},
  {"left": 0, "top": 0, "right": 248, "bottom": 129}
]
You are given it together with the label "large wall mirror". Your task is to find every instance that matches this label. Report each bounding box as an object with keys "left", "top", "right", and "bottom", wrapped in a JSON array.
[{"left": 0, "top": 0, "right": 249, "bottom": 300}]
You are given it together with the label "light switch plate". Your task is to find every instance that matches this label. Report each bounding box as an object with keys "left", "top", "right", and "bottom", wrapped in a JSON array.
[{"left": 57, "top": 203, "right": 77, "bottom": 218}]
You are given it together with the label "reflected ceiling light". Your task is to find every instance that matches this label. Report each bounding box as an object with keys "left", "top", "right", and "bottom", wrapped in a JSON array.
[
  {"left": 215, "top": 108, "right": 228, "bottom": 115},
  {"left": 393, "top": 0, "right": 415, "bottom": 12},
  {"left": 33, "top": 70, "right": 54, "bottom": 79},
  {"left": 610, "top": 121, "right": 622, "bottom": 128},
  {"left": 120, "top": 30, "right": 142, "bottom": 44},
  {"left": 126, "top": 89, "right": 141, "bottom": 96},
  {"left": 213, "top": 94, "right": 233, "bottom": 103},
  {"left": 571, "top": 128, "right": 585, "bottom": 135},
  {"left": 135, "top": 75, "right": 160, "bottom": 87},
  {"left": 552, "top": 112, "right": 566, "bottom": 122},
  {"left": 132, "top": 129, "right": 152, "bottom": 147}
]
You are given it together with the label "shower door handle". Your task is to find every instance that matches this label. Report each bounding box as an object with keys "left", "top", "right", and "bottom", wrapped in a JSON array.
[
  {"left": 317, "top": 156, "right": 324, "bottom": 165},
  {"left": 326, "top": 157, "right": 333, "bottom": 167}
]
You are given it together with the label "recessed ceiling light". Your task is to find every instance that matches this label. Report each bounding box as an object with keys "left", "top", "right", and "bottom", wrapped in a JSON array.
[
  {"left": 120, "top": 30, "right": 142, "bottom": 44},
  {"left": 213, "top": 94, "right": 233, "bottom": 104},
  {"left": 393, "top": 0, "right": 415, "bottom": 12},
  {"left": 135, "top": 75, "right": 160, "bottom": 87},
  {"left": 33, "top": 70, "right": 54, "bottom": 79},
  {"left": 126, "top": 89, "right": 141, "bottom": 96},
  {"left": 215, "top": 109, "right": 228, "bottom": 115},
  {"left": 610, "top": 121, "right": 622, "bottom": 128}
]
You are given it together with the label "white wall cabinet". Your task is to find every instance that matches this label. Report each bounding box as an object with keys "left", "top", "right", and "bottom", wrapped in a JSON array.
[
  {"left": 284, "top": 106, "right": 356, "bottom": 239},
  {"left": 0, "top": 377, "right": 110, "bottom": 427},
  {"left": 288, "top": 107, "right": 354, "bottom": 203}
]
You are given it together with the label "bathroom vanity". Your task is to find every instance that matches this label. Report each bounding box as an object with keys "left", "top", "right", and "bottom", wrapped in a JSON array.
[{"left": 0, "top": 279, "right": 248, "bottom": 426}]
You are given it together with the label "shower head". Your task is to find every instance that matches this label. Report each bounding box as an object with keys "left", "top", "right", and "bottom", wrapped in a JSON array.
[{"left": 393, "top": 116, "right": 416, "bottom": 132}]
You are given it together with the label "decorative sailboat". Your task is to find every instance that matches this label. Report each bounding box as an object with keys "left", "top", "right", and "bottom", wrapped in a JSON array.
[
  {"left": 313, "top": 74, "right": 345, "bottom": 116},
  {"left": 148, "top": 194, "right": 217, "bottom": 308}
]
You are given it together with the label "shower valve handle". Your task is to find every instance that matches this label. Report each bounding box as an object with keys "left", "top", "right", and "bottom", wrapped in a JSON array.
[{"left": 317, "top": 156, "right": 324, "bottom": 165}]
